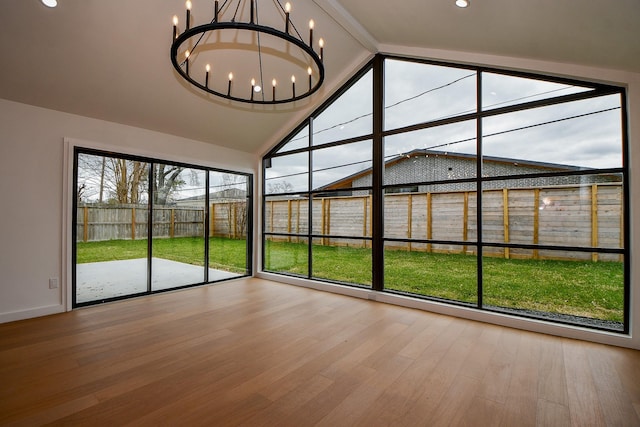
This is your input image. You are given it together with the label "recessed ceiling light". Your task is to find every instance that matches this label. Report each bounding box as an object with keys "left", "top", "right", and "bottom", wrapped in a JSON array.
[
  {"left": 41, "top": 0, "right": 58, "bottom": 7},
  {"left": 456, "top": 0, "right": 469, "bottom": 8}
]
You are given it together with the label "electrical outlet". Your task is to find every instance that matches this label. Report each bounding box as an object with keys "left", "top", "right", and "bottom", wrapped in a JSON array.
[{"left": 49, "top": 278, "right": 59, "bottom": 289}]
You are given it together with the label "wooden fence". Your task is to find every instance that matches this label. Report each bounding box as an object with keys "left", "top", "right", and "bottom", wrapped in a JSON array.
[
  {"left": 265, "top": 183, "right": 623, "bottom": 262},
  {"left": 76, "top": 201, "right": 247, "bottom": 242}
]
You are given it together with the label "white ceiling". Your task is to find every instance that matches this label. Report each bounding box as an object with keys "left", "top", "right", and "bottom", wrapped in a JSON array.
[{"left": 0, "top": 0, "right": 638, "bottom": 154}]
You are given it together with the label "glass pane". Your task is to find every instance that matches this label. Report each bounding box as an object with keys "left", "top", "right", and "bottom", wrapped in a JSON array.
[
  {"left": 482, "top": 94, "right": 623, "bottom": 175},
  {"left": 482, "top": 175, "right": 623, "bottom": 251},
  {"left": 385, "top": 59, "right": 476, "bottom": 130},
  {"left": 151, "top": 165, "right": 206, "bottom": 290},
  {"left": 312, "top": 69, "right": 373, "bottom": 145},
  {"left": 265, "top": 195, "right": 309, "bottom": 235},
  {"left": 311, "top": 239, "right": 371, "bottom": 287},
  {"left": 483, "top": 249, "right": 624, "bottom": 330},
  {"left": 482, "top": 72, "right": 592, "bottom": 111},
  {"left": 75, "top": 153, "right": 150, "bottom": 303},
  {"left": 209, "top": 171, "right": 250, "bottom": 278},
  {"left": 384, "top": 243, "right": 477, "bottom": 304},
  {"left": 312, "top": 140, "right": 372, "bottom": 190},
  {"left": 264, "top": 238, "right": 308, "bottom": 277},
  {"left": 311, "top": 192, "right": 371, "bottom": 239},
  {"left": 384, "top": 186, "right": 477, "bottom": 245},
  {"left": 265, "top": 152, "right": 308, "bottom": 194},
  {"left": 275, "top": 125, "right": 309, "bottom": 154},
  {"left": 384, "top": 120, "right": 477, "bottom": 185}
]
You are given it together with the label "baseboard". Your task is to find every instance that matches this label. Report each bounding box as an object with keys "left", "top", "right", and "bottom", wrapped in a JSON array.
[{"left": 0, "top": 304, "right": 65, "bottom": 324}]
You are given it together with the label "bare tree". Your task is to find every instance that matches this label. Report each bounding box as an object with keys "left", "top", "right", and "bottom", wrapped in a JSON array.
[
  {"left": 152, "top": 164, "right": 185, "bottom": 205},
  {"left": 267, "top": 181, "right": 294, "bottom": 194},
  {"left": 76, "top": 153, "right": 186, "bottom": 205}
]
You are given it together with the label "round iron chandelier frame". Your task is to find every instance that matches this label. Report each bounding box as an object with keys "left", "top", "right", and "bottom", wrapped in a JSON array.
[{"left": 170, "top": 1, "right": 325, "bottom": 105}]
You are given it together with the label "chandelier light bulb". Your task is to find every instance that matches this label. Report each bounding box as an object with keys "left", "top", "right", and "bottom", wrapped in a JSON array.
[
  {"left": 185, "top": 0, "right": 192, "bottom": 10},
  {"left": 285, "top": 2, "right": 291, "bottom": 13},
  {"left": 173, "top": 15, "right": 179, "bottom": 26},
  {"left": 291, "top": 75, "right": 296, "bottom": 83},
  {"left": 229, "top": 72, "right": 234, "bottom": 81},
  {"left": 319, "top": 38, "right": 324, "bottom": 48},
  {"left": 206, "top": 64, "right": 211, "bottom": 72},
  {"left": 185, "top": 50, "right": 190, "bottom": 59},
  {"left": 251, "top": 78, "right": 256, "bottom": 86},
  {"left": 309, "top": 19, "right": 314, "bottom": 30},
  {"left": 272, "top": 79, "right": 277, "bottom": 87}
]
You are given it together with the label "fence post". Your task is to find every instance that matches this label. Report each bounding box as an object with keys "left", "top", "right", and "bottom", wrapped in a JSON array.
[
  {"left": 503, "top": 189, "right": 510, "bottom": 259},
  {"left": 287, "top": 199, "right": 292, "bottom": 242},
  {"left": 296, "top": 199, "right": 301, "bottom": 243},
  {"left": 533, "top": 189, "right": 540, "bottom": 259},
  {"left": 170, "top": 208, "right": 175, "bottom": 238},
  {"left": 210, "top": 203, "right": 215, "bottom": 237},
  {"left": 426, "top": 193, "right": 432, "bottom": 253},
  {"left": 233, "top": 202, "right": 238, "bottom": 239},
  {"left": 270, "top": 200, "right": 274, "bottom": 237},
  {"left": 463, "top": 192, "right": 468, "bottom": 254},
  {"left": 83, "top": 206, "right": 88, "bottom": 243},
  {"left": 620, "top": 187, "right": 624, "bottom": 262},
  {"left": 367, "top": 195, "right": 372, "bottom": 248},
  {"left": 321, "top": 198, "right": 326, "bottom": 246},
  {"left": 407, "top": 194, "right": 413, "bottom": 251},
  {"left": 131, "top": 207, "right": 136, "bottom": 240},
  {"left": 362, "top": 196, "right": 368, "bottom": 247},
  {"left": 326, "top": 199, "right": 331, "bottom": 246},
  {"left": 592, "top": 184, "right": 598, "bottom": 262}
]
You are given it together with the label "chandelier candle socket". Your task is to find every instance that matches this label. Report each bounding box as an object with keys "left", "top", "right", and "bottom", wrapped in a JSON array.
[{"left": 170, "top": 0, "right": 325, "bottom": 104}]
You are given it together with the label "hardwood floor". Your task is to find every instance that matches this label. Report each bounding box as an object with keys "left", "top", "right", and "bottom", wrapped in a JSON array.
[{"left": 1, "top": 278, "right": 639, "bottom": 426}]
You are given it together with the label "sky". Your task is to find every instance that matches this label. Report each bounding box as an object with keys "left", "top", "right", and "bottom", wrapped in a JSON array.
[{"left": 265, "top": 58, "right": 624, "bottom": 193}]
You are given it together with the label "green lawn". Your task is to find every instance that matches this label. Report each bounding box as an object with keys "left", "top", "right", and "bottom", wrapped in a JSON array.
[
  {"left": 264, "top": 240, "right": 624, "bottom": 323},
  {"left": 78, "top": 237, "right": 624, "bottom": 323}
]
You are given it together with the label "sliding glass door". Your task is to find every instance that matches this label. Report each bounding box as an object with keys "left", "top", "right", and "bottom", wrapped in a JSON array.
[{"left": 73, "top": 148, "right": 252, "bottom": 307}]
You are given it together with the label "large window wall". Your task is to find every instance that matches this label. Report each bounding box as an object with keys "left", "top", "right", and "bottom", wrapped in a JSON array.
[
  {"left": 74, "top": 148, "right": 252, "bottom": 306},
  {"left": 262, "top": 55, "right": 629, "bottom": 333}
]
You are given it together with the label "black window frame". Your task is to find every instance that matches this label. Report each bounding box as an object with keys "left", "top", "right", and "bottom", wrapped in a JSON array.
[
  {"left": 262, "top": 54, "right": 630, "bottom": 334},
  {"left": 73, "top": 146, "right": 253, "bottom": 308}
]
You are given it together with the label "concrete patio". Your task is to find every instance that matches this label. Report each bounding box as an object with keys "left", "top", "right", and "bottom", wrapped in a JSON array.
[{"left": 76, "top": 258, "right": 242, "bottom": 303}]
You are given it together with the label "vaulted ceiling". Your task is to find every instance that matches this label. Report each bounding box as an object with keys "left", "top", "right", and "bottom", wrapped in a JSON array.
[{"left": 0, "top": 0, "right": 638, "bottom": 154}]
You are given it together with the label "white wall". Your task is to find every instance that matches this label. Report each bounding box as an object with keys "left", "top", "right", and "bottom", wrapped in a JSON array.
[
  {"left": 257, "top": 48, "right": 640, "bottom": 350},
  {"left": 0, "top": 98, "right": 256, "bottom": 323}
]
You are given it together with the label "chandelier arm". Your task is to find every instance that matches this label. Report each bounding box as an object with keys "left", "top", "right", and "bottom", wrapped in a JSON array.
[
  {"left": 231, "top": 0, "right": 242, "bottom": 22},
  {"left": 255, "top": 0, "right": 266, "bottom": 102},
  {"left": 171, "top": 21, "right": 324, "bottom": 104}
]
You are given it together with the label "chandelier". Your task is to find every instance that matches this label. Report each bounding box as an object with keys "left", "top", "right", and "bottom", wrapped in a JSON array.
[{"left": 170, "top": 0, "right": 325, "bottom": 104}]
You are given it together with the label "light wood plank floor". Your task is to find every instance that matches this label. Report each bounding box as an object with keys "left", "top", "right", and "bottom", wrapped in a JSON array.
[{"left": 1, "top": 278, "right": 639, "bottom": 426}]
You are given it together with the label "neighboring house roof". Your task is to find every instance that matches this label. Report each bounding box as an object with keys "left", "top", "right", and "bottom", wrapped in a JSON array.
[{"left": 320, "top": 149, "right": 589, "bottom": 190}]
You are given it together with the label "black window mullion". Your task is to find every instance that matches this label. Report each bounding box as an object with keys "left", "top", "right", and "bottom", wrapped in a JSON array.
[
  {"left": 245, "top": 175, "right": 253, "bottom": 276},
  {"left": 476, "top": 71, "right": 483, "bottom": 309},
  {"left": 621, "top": 90, "right": 631, "bottom": 334},
  {"left": 308, "top": 119, "right": 313, "bottom": 279},
  {"left": 147, "top": 162, "right": 154, "bottom": 293},
  {"left": 204, "top": 171, "right": 210, "bottom": 283},
  {"left": 372, "top": 55, "right": 384, "bottom": 292}
]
